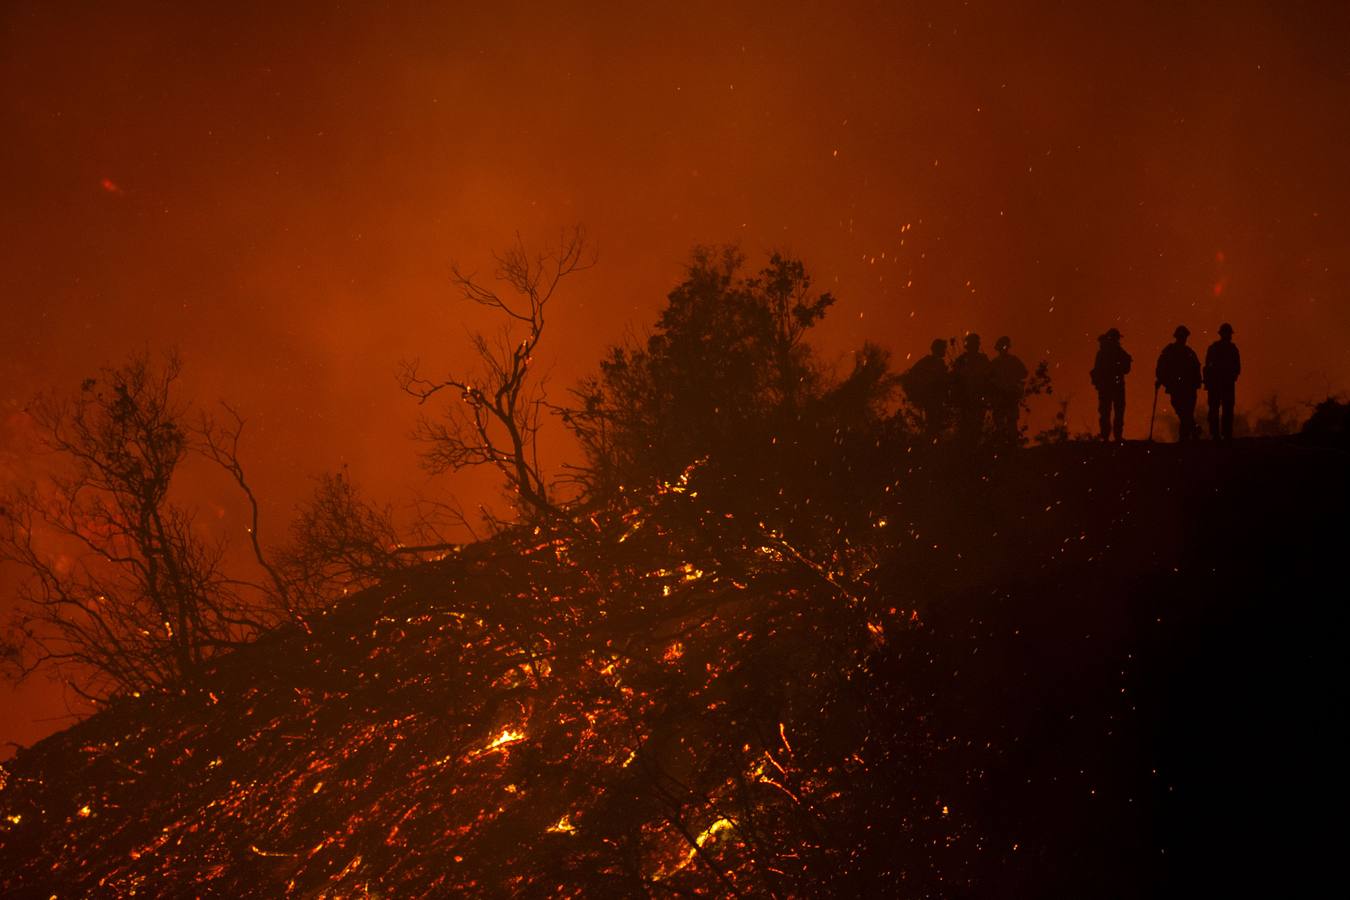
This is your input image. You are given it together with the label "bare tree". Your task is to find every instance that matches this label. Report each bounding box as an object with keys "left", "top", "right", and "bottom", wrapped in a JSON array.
[
  {"left": 204, "top": 413, "right": 459, "bottom": 618},
  {"left": 399, "top": 227, "right": 593, "bottom": 521},
  {"left": 269, "top": 469, "right": 413, "bottom": 615},
  {"left": 198, "top": 404, "right": 292, "bottom": 611},
  {"left": 0, "top": 353, "right": 280, "bottom": 698}
]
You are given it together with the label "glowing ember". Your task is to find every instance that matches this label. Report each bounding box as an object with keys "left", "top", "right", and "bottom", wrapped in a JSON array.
[
  {"left": 484, "top": 727, "right": 526, "bottom": 752},
  {"left": 0, "top": 468, "right": 951, "bottom": 895},
  {"left": 546, "top": 814, "right": 576, "bottom": 834}
]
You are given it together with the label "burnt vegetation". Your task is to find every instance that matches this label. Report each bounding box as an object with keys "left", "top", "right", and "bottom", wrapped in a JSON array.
[
  {"left": 0, "top": 354, "right": 287, "bottom": 697},
  {"left": 2, "top": 239, "right": 1347, "bottom": 896}
]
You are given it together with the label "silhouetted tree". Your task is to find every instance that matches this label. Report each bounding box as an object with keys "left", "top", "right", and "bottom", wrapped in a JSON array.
[
  {"left": 1237, "top": 393, "right": 1302, "bottom": 437},
  {"left": 400, "top": 227, "right": 593, "bottom": 522},
  {"left": 1301, "top": 395, "right": 1350, "bottom": 442},
  {"left": 824, "top": 341, "right": 901, "bottom": 431},
  {"left": 567, "top": 248, "right": 839, "bottom": 497},
  {"left": 1021, "top": 359, "right": 1055, "bottom": 437},
  {"left": 1034, "top": 398, "right": 1072, "bottom": 445},
  {"left": 0, "top": 353, "right": 282, "bottom": 698},
  {"left": 269, "top": 469, "right": 413, "bottom": 615}
]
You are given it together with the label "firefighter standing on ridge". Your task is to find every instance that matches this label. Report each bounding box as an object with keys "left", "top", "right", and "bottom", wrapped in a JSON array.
[
  {"left": 901, "top": 338, "right": 951, "bottom": 437},
  {"left": 988, "top": 335, "right": 1027, "bottom": 444},
  {"left": 951, "top": 333, "right": 991, "bottom": 442},
  {"left": 1155, "top": 325, "right": 1202, "bottom": 441},
  {"left": 1204, "top": 322, "right": 1241, "bottom": 442},
  {"left": 1090, "top": 328, "right": 1132, "bottom": 441}
]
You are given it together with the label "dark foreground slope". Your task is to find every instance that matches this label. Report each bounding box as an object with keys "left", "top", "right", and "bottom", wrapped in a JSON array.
[
  {"left": 897, "top": 437, "right": 1349, "bottom": 896},
  {"left": 0, "top": 437, "right": 1345, "bottom": 897}
]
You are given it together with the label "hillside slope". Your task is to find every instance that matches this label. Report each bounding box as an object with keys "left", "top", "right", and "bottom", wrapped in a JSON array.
[
  {"left": 894, "top": 438, "right": 1349, "bottom": 895},
  {"left": 1, "top": 437, "right": 1345, "bottom": 897}
]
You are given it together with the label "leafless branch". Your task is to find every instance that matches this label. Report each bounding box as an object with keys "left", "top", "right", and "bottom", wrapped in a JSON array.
[
  {"left": 397, "top": 226, "right": 594, "bottom": 523},
  {"left": 0, "top": 353, "right": 284, "bottom": 698},
  {"left": 198, "top": 403, "right": 293, "bottom": 614}
]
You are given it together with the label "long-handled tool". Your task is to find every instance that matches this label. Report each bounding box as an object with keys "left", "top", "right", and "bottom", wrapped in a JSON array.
[{"left": 1148, "top": 383, "right": 1160, "bottom": 441}]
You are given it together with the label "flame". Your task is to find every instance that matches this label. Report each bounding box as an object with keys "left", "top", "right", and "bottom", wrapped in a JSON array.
[
  {"left": 695, "top": 816, "right": 734, "bottom": 847},
  {"left": 484, "top": 727, "right": 526, "bottom": 752},
  {"left": 657, "top": 816, "right": 738, "bottom": 879}
]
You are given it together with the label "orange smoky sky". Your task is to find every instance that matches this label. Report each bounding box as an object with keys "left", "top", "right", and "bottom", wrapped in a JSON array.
[{"left": 2, "top": 1, "right": 1348, "bottom": 750}]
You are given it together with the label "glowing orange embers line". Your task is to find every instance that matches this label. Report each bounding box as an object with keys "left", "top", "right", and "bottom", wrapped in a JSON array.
[{"left": 465, "top": 726, "right": 528, "bottom": 760}]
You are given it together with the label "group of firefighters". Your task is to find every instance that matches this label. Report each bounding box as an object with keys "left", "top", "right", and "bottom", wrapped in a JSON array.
[
  {"left": 1090, "top": 323, "right": 1242, "bottom": 442},
  {"left": 900, "top": 333, "right": 1029, "bottom": 444},
  {"left": 900, "top": 323, "right": 1242, "bottom": 444}
]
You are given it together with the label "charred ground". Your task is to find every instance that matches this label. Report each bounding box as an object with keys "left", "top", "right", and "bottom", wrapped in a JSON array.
[{"left": 1, "top": 435, "right": 1345, "bottom": 897}]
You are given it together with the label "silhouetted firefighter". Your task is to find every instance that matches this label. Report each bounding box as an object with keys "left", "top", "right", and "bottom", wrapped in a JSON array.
[
  {"left": 901, "top": 338, "right": 951, "bottom": 437},
  {"left": 1204, "top": 322, "right": 1241, "bottom": 441},
  {"left": 1090, "top": 328, "right": 1132, "bottom": 441},
  {"left": 1156, "top": 325, "right": 1202, "bottom": 441},
  {"left": 988, "top": 335, "right": 1027, "bottom": 444},
  {"left": 951, "top": 333, "right": 991, "bottom": 443}
]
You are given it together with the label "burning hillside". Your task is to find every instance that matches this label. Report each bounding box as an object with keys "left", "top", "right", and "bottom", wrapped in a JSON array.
[
  {"left": 2, "top": 437, "right": 1347, "bottom": 896},
  {"left": 0, "top": 457, "right": 964, "bottom": 897}
]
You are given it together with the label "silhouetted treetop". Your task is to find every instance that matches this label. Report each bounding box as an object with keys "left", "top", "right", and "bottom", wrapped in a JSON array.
[{"left": 567, "top": 247, "right": 842, "bottom": 496}]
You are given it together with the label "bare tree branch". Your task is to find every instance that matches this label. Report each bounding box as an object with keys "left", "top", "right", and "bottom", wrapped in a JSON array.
[
  {"left": 0, "top": 352, "right": 285, "bottom": 698},
  {"left": 398, "top": 226, "right": 594, "bottom": 523},
  {"left": 198, "top": 404, "right": 293, "bottom": 615},
  {"left": 269, "top": 468, "right": 417, "bottom": 614}
]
